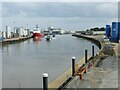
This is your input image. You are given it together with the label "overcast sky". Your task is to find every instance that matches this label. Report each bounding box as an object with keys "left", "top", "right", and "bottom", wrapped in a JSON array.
[{"left": 1, "top": 2, "right": 118, "bottom": 31}]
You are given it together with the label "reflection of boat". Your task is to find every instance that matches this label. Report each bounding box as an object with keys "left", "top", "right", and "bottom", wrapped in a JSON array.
[
  {"left": 46, "top": 35, "right": 52, "bottom": 41},
  {"left": 33, "top": 25, "right": 44, "bottom": 38},
  {"left": 33, "top": 37, "right": 41, "bottom": 41}
]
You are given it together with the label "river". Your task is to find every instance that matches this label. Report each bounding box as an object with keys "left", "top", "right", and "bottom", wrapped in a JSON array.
[{"left": 1, "top": 35, "right": 99, "bottom": 88}]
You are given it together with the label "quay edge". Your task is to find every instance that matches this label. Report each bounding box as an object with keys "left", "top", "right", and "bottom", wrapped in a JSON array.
[
  {"left": 64, "top": 34, "right": 118, "bottom": 88},
  {"left": 49, "top": 34, "right": 103, "bottom": 89},
  {"left": 72, "top": 34, "right": 102, "bottom": 49},
  {"left": 1, "top": 36, "right": 32, "bottom": 45}
]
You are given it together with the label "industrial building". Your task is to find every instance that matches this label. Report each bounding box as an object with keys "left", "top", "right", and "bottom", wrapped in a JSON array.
[
  {"left": 6, "top": 26, "right": 11, "bottom": 39},
  {"left": 0, "top": 26, "right": 31, "bottom": 40},
  {"left": 43, "top": 26, "right": 63, "bottom": 35}
]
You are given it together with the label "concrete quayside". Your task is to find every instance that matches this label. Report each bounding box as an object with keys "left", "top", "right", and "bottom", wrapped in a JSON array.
[
  {"left": 45, "top": 33, "right": 119, "bottom": 89},
  {"left": 44, "top": 34, "right": 103, "bottom": 89},
  {"left": 48, "top": 56, "right": 91, "bottom": 89},
  {"left": 65, "top": 34, "right": 119, "bottom": 89},
  {"left": 1, "top": 35, "right": 32, "bottom": 44}
]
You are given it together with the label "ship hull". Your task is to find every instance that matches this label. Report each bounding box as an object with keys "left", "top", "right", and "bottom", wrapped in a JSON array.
[{"left": 33, "top": 33, "right": 44, "bottom": 38}]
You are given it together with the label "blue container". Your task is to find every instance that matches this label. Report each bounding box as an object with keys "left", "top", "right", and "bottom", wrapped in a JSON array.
[
  {"left": 118, "top": 22, "right": 120, "bottom": 41},
  {"left": 111, "top": 22, "right": 119, "bottom": 41},
  {"left": 106, "top": 25, "right": 111, "bottom": 38}
]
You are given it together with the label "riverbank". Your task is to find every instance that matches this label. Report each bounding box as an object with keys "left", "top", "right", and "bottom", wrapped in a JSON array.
[
  {"left": 48, "top": 34, "right": 102, "bottom": 89},
  {"left": 72, "top": 34, "right": 102, "bottom": 49},
  {"left": 1, "top": 35, "right": 32, "bottom": 45},
  {"left": 65, "top": 34, "right": 119, "bottom": 88},
  {"left": 48, "top": 56, "right": 91, "bottom": 88}
]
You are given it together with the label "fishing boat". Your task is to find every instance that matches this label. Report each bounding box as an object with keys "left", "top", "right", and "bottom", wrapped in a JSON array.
[
  {"left": 33, "top": 25, "right": 44, "bottom": 38},
  {"left": 46, "top": 35, "right": 52, "bottom": 41}
]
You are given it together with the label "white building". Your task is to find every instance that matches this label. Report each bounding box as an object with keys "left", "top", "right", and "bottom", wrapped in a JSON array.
[
  {"left": 0, "top": 31, "right": 2, "bottom": 39},
  {"left": 6, "top": 26, "right": 11, "bottom": 38},
  {"left": 2, "top": 31, "right": 6, "bottom": 39}
]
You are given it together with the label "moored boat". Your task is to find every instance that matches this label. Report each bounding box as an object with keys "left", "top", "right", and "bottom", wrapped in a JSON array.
[
  {"left": 46, "top": 35, "right": 52, "bottom": 41},
  {"left": 33, "top": 25, "right": 44, "bottom": 38}
]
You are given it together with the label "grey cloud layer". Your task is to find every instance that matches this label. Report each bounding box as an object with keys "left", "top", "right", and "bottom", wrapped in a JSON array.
[{"left": 2, "top": 2, "right": 118, "bottom": 18}]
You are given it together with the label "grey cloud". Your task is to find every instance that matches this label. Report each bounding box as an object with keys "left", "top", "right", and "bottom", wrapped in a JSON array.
[{"left": 2, "top": 2, "right": 118, "bottom": 18}]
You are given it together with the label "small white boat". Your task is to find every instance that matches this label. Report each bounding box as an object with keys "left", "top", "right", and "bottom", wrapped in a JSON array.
[{"left": 46, "top": 35, "right": 52, "bottom": 41}]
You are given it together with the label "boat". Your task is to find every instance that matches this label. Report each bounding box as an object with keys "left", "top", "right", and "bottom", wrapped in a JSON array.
[
  {"left": 33, "top": 25, "right": 44, "bottom": 38},
  {"left": 52, "top": 34, "right": 55, "bottom": 37},
  {"left": 46, "top": 35, "right": 52, "bottom": 41}
]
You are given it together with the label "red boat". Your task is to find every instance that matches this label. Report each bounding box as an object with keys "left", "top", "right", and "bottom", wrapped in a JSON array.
[{"left": 33, "top": 25, "right": 44, "bottom": 38}]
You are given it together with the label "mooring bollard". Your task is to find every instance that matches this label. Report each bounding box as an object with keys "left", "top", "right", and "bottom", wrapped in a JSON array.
[
  {"left": 43, "top": 73, "right": 48, "bottom": 90},
  {"left": 85, "top": 50, "right": 87, "bottom": 63},
  {"left": 72, "top": 57, "right": 75, "bottom": 76},
  {"left": 92, "top": 45, "right": 94, "bottom": 57}
]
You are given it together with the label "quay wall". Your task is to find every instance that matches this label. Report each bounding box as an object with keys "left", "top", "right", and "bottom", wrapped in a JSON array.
[
  {"left": 56, "top": 34, "right": 104, "bottom": 89},
  {"left": 49, "top": 34, "right": 103, "bottom": 89},
  {"left": 1, "top": 36, "right": 32, "bottom": 45},
  {"left": 72, "top": 34, "right": 102, "bottom": 49},
  {"left": 72, "top": 34, "right": 105, "bottom": 67}
]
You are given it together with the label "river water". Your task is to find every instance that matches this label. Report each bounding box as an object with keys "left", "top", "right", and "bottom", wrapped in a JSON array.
[{"left": 1, "top": 35, "right": 99, "bottom": 88}]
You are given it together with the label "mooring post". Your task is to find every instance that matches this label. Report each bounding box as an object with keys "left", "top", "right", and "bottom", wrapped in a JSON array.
[
  {"left": 72, "top": 57, "right": 75, "bottom": 76},
  {"left": 92, "top": 45, "right": 94, "bottom": 57},
  {"left": 43, "top": 73, "right": 48, "bottom": 90},
  {"left": 85, "top": 50, "right": 87, "bottom": 63}
]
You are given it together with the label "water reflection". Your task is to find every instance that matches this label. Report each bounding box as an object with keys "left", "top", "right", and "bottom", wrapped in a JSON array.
[
  {"left": 33, "top": 38, "right": 41, "bottom": 41},
  {"left": 2, "top": 35, "right": 99, "bottom": 88}
]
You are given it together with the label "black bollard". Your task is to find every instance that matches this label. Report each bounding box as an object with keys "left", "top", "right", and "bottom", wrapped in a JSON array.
[
  {"left": 72, "top": 57, "right": 75, "bottom": 76},
  {"left": 92, "top": 45, "right": 94, "bottom": 57},
  {"left": 85, "top": 50, "right": 87, "bottom": 63},
  {"left": 43, "top": 73, "right": 48, "bottom": 90}
]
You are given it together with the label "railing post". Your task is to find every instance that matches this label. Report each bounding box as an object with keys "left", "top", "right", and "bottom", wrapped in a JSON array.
[
  {"left": 43, "top": 73, "right": 48, "bottom": 90},
  {"left": 92, "top": 45, "right": 94, "bottom": 57},
  {"left": 72, "top": 57, "right": 75, "bottom": 76},
  {"left": 85, "top": 50, "right": 87, "bottom": 63}
]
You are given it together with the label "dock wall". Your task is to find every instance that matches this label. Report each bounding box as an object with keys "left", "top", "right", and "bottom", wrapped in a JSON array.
[
  {"left": 72, "top": 34, "right": 105, "bottom": 67},
  {"left": 72, "top": 34, "right": 102, "bottom": 49},
  {"left": 48, "top": 56, "right": 91, "bottom": 89},
  {"left": 53, "top": 34, "right": 104, "bottom": 89},
  {"left": 1, "top": 36, "right": 32, "bottom": 45}
]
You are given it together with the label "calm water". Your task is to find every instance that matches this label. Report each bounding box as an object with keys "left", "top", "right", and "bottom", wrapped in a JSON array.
[{"left": 1, "top": 35, "right": 99, "bottom": 88}]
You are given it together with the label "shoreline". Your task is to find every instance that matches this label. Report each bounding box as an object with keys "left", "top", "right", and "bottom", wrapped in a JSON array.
[
  {"left": 48, "top": 56, "right": 91, "bottom": 88},
  {"left": 49, "top": 34, "right": 103, "bottom": 89},
  {"left": 72, "top": 34, "right": 102, "bottom": 49},
  {"left": 1, "top": 36, "right": 32, "bottom": 45},
  {"left": 72, "top": 34, "right": 105, "bottom": 67},
  {"left": 65, "top": 34, "right": 118, "bottom": 88}
]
